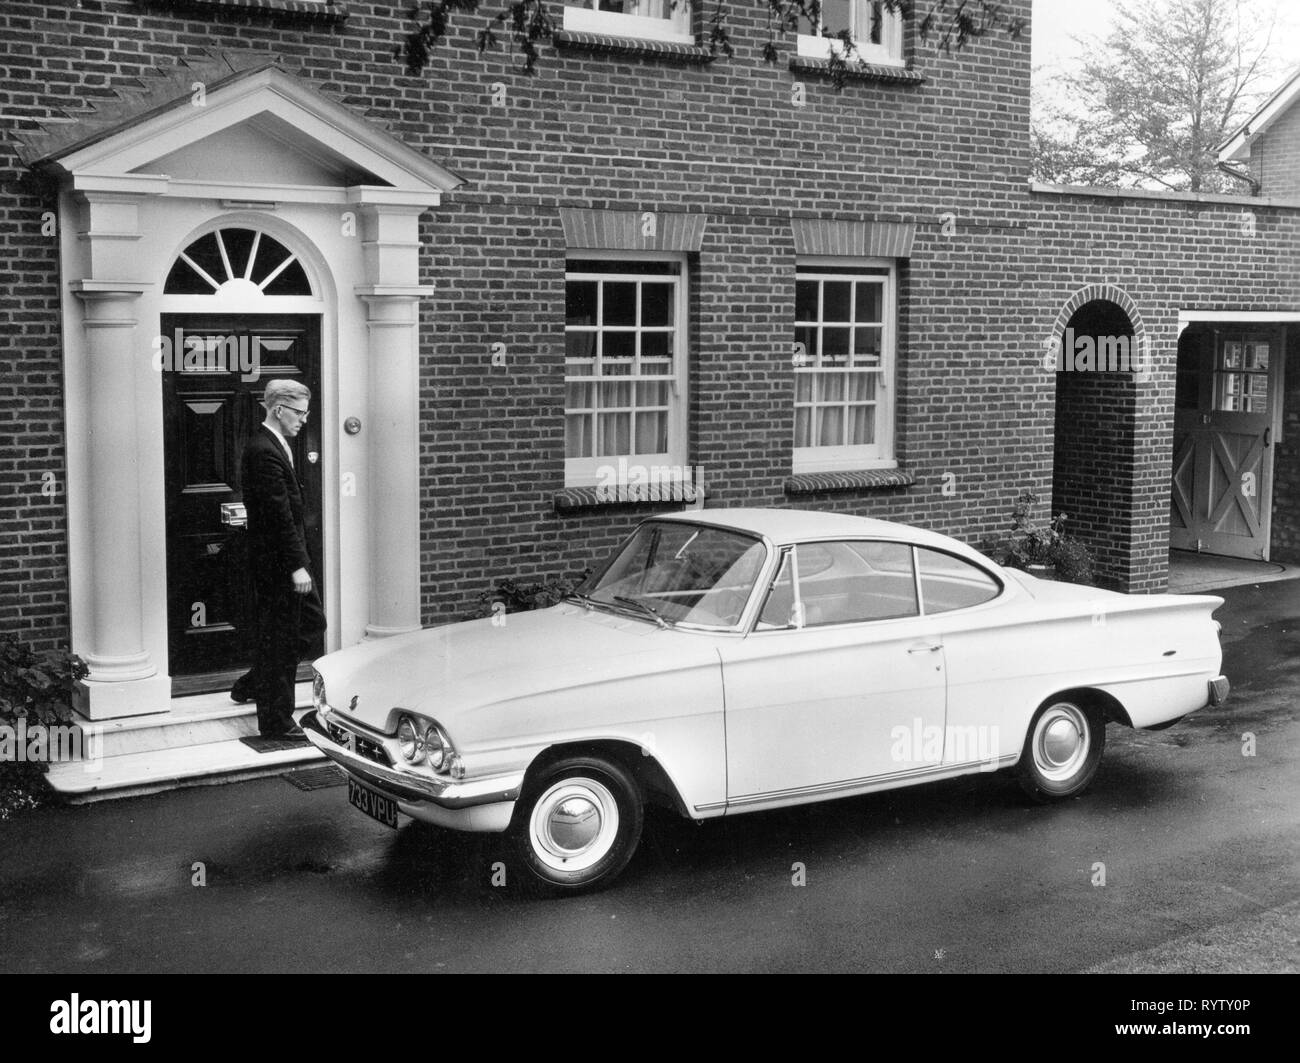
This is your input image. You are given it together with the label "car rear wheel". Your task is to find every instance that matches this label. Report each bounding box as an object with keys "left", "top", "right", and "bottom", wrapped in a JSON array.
[
  {"left": 512, "top": 754, "right": 643, "bottom": 893},
  {"left": 1016, "top": 698, "right": 1105, "bottom": 802}
]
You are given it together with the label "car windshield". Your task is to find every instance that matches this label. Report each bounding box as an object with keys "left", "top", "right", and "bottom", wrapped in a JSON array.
[{"left": 577, "top": 521, "right": 766, "bottom": 629}]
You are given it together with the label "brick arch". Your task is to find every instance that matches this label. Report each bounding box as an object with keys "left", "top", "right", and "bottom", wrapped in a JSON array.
[{"left": 1049, "top": 284, "right": 1147, "bottom": 346}]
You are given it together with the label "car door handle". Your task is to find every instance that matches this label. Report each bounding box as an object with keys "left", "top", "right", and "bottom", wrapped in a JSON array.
[{"left": 907, "top": 643, "right": 942, "bottom": 655}]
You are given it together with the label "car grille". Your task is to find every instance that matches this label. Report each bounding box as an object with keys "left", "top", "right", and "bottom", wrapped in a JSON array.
[{"left": 327, "top": 719, "right": 392, "bottom": 767}]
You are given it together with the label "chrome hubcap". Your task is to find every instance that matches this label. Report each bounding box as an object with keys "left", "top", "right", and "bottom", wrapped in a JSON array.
[
  {"left": 1032, "top": 703, "right": 1090, "bottom": 782},
  {"left": 529, "top": 778, "right": 619, "bottom": 873}
]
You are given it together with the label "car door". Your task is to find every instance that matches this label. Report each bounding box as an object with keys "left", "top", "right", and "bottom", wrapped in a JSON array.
[
  {"left": 718, "top": 540, "right": 947, "bottom": 806},
  {"left": 910, "top": 546, "right": 1011, "bottom": 770}
]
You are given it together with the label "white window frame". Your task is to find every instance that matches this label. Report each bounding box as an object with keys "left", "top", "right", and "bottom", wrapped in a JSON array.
[
  {"left": 563, "top": 1, "right": 694, "bottom": 44},
  {"left": 564, "top": 250, "right": 690, "bottom": 489},
  {"left": 793, "top": 256, "right": 898, "bottom": 475},
  {"left": 796, "top": 0, "right": 905, "bottom": 66}
]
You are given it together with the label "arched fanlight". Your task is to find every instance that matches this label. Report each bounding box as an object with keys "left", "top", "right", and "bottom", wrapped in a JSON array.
[{"left": 164, "top": 227, "right": 312, "bottom": 296}]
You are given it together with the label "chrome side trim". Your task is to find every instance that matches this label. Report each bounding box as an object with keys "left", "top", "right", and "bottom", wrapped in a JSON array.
[
  {"left": 724, "top": 755, "right": 1019, "bottom": 809},
  {"left": 300, "top": 710, "right": 522, "bottom": 809}
]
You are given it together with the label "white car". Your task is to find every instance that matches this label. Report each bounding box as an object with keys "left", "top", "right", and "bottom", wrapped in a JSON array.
[{"left": 303, "top": 509, "right": 1229, "bottom": 893}]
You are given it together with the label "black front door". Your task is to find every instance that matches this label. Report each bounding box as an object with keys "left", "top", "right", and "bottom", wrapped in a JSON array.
[{"left": 162, "top": 314, "right": 324, "bottom": 692}]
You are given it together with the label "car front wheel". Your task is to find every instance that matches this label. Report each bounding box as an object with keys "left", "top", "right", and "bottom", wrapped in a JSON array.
[
  {"left": 1016, "top": 698, "right": 1105, "bottom": 802},
  {"left": 512, "top": 754, "right": 643, "bottom": 893}
]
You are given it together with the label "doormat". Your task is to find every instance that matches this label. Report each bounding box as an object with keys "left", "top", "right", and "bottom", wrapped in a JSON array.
[
  {"left": 284, "top": 765, "right": 347, "bottom": 791},
  {"left": 240, "top": 734, "right": 311, "bottom": 753}
]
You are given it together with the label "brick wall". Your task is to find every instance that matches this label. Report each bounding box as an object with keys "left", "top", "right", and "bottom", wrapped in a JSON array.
[
  {"left": 1029, "top": 189, "right": 1300, "bottom": 591},
  {"left": 1, "top": 1, "right": 1045, "bottom": 636},
  {"left": 5, "top": 0, "right": 1300, "bottom": 647},
  {"left": 1250, "top": 99, "right": 1300, "bottom": 199}
]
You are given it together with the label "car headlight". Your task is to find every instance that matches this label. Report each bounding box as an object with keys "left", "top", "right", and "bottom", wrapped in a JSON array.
[
  {"left": 397, "top": 715, "right": 424, "bottom": 764},
  {"left": 423, "top": 723, "right": 445, "bottom": 770},
  {"left": 312, "top": 671, "right": 326, "bottom": 711}
]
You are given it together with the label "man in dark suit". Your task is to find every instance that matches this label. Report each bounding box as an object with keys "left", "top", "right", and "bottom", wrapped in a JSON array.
[{"left": 235, "top": 379, "right": 325, "bottom": 738}]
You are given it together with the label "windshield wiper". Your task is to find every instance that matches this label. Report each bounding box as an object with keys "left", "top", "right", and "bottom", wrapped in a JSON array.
[
  {"left": 564, "top": 591, "right": 595, "bottom": 611},
  {"left": 612, "top": 595, "right": 671, "bottom": 628}
]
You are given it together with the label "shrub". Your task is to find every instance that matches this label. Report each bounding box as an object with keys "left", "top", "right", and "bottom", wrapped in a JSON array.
[
  {"left": 0, "top": 633, "right": 88, "bottom": 818},
  {"left": 999, "top": 490, "right": 1096, "bottom": 586},
  {"left": 468, "top": 571, "right": 591, "bottom": 620}
]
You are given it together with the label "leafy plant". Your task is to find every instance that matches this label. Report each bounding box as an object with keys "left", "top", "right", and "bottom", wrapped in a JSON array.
[
  {"left": 396, "top": 0, "right": 1026, "bottom": 87},
  {"left": 1000, "top": 490, "right": 1095, "bottom": 585},
  {"left": 0, "top": 633, "right": 87, "bottom": 728},
  {"left": 469, "top": 570, "right": 591, "bottom": 618},
  {"left": 0, "top": 633, "right": 88, "bottom": 818}
]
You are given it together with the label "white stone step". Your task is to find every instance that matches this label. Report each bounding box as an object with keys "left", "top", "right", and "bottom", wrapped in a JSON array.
[
  {"left": 45, "top": 731, "right": 325, "bottom": 803},
  {"left": 72, "top": 683, "right": 312, "bottom": 759},
  {"left": 45, "top": 684, "right": 321, "bottom": 803}
]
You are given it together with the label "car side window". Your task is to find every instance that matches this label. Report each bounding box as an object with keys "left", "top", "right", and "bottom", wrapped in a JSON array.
[
  {"left": 756, "top": 540, "right": 919, "bottom": 629},
  {"left": 916, "top": 548, "right": 1000, "bottom": 614}
]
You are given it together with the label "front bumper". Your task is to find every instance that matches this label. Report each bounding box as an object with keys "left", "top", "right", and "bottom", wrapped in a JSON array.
[
  {"left": 300, "top": 709, "right": 523, "bottom": 829},
  {"left": 1208, "top": 675, "right": 1230, "bottom": 706}
]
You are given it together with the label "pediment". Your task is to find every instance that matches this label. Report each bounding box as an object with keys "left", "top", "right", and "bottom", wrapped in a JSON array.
[
  {"left": 137, "top": 114, "right": 384, "bottom": 187},
  {"left": 17, "top": 55, "right": 462, "bottom": 197}
]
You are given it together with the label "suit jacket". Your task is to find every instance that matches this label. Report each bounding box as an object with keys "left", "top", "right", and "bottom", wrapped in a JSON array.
[{"left": 241, "top": 424, "right": 312, "bottom": 579}]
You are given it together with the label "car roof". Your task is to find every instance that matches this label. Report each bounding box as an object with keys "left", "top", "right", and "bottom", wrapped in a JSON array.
[{"left": 648, "top": 508, "right": 993, "bottom": 560}]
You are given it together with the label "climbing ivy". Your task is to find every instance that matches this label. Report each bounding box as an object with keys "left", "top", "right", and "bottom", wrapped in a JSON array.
[{"left": 396, "top": 1, "right": 1027, "bottom": 88}]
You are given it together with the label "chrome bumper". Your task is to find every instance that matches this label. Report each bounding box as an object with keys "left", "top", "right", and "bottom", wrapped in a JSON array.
[
  {"left": 300, "top": 709, "right": 522, "bottom": 809},
  {"left": 1208, "top": 675, "right": 1230, "bottom": 706}
]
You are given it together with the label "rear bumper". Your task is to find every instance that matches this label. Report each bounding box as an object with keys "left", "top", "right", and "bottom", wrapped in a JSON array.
[
  {"left": 301, "top": 709, "right": 521, "bottom": 829},
  {"left": 1208, "top": 675, "right": 1230, "bottom": 707}
]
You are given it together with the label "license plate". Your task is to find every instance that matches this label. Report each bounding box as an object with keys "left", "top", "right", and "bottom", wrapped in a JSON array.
[{"left": 347, "top": 777, "right": 398, "bottom": 829}]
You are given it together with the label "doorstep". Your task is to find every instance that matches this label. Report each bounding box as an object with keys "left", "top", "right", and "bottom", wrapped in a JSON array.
[
  {"left": 1168, "top": 550, "right": 1300, "bottom": 594},
  {"left": 44, "top": 683, "right": 324, "bottom": 804}
]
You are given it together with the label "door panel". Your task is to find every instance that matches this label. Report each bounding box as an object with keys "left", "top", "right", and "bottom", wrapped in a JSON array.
[
  {"left": 162, "top": 314, "right": 323, "bottom": 687},
  {"left": 1171, "top": 327, "right": 1279, "bottom": 560},
  {"left": 720, "top": 622, "right": 947, "bottom": 802}
]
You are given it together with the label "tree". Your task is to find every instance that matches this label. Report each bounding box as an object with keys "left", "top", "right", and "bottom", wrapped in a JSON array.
[
  {"left": 1032, "top": 0, "right": 1280, "bottom": 192},
  {"left": 397, "top": 1, "right": 1028, "bottom": 87}
]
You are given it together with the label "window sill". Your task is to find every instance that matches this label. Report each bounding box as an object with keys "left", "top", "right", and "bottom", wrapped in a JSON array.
[
  {"left": 144, "top": 0, "right": 349, "bottom": 22},
  {"left": 552, "top": 30, "right": 717, "bottom": 65},
  {"left": 555, "top": 481, "right": 704, "bottom": 512},
  {"left": 785, "top": 468, "right": 916, "bottom": 494},
  {"left": 787, "top": 56, "right": 924, "bottom": 85}
]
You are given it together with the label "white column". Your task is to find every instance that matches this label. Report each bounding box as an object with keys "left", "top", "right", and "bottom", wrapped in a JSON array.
[
  {"left": 351, "top": 195, "right": 438, "bottom": 639},
  {"left": 359, "top": 292, "right": 424, "bottom": 638},
  {"left": 71, "top": 285, "right": 170, "bottom": 718}
]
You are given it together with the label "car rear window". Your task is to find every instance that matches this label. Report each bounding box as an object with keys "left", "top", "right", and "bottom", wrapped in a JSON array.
[{"left": 916, "top": 548, "right": 1000, "bottom": 613}]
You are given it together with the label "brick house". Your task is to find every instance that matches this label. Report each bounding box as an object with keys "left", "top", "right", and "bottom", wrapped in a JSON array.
[{"left": 0, "top": 1, "right": 1297, "bottom": 789}]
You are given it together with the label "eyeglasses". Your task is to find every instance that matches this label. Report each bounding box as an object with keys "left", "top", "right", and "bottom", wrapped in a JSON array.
[{"left": 278, "top": 405, "right": 310, "bottom": 422}]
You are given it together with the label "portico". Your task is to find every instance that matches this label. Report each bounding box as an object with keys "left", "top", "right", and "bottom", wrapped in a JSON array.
[{"left": 16, "top": 54, "right": 462, "bottom": 726}]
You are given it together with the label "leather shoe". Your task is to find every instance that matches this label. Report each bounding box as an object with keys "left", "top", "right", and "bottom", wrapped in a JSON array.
[{"left": 262, "top": 725, "right": 307, "bottom": 740}]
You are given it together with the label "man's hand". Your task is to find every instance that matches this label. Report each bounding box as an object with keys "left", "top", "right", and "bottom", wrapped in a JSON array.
[{"left": 291, "top": 567, "right": 313, "bottom": 595}]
